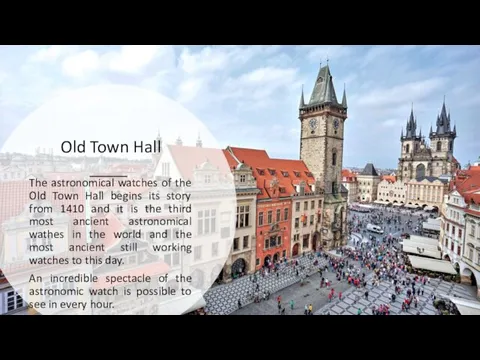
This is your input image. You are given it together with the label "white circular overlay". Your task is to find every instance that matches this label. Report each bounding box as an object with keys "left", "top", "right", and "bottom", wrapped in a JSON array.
[{"left": 0, "top": 85, "right": 236, "bottom": 315}]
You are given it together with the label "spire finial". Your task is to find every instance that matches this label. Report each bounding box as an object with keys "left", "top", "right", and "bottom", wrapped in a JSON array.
[
  {"left": 444, "top": 94, "right": 446, "bottom": 103},
  {"left": 326, "top": 55, "right": 329, "bottom": 64}
]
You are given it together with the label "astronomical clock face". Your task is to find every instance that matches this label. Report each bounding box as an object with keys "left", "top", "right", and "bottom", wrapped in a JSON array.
[
  {"left": 389, "top": 190, "right": 394, "bottom": 196},
  {"left": 309, "top": 118, "right": 318, "bottom": 130}
]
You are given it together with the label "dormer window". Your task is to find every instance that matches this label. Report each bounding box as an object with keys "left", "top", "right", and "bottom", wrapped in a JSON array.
[
  {"left": 268, "top": 168, "right": 276, "bottom": 176},
  {"left": 305, "top": 171, "right": 313, "bottom": 178},
  {"left": 257, "top": 168, "right": 265, "bottom": 176},
  {"left": 293, "top": 171, "right": 300, "bottom": 177},
  {"left": 281, "top": 171, "right": 289, "bottom": 177},
  {"left": 239, "top": 174, "right": 246, "bottom": 183},
  {"left": 205, "top": 175, "right": 211, "bottom": 184},
  {"left": 279, "top": 187, "right": 286, "bottom": 193}
]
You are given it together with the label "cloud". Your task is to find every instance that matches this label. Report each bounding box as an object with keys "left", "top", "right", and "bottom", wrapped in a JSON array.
[
  {"left": 354, "top": 77, "right": 447, "bottom": 108},
  {"left": 381, "top": 119, "right": 400, "bottom": 128},
  {"left": 28, "top": 45, "right": 79, "bottom": 63},
  {"left": 304, "top": 45, "right": 354, "bottom": 63},
  {"left": 0, "top": 45, "right": 479, "bottom": 170},
  {"left": 62, "top": 50, "right": 101, "bottom": 78},
  {"left": 61, "top": 46, "right": 175, "bottom": 78}
]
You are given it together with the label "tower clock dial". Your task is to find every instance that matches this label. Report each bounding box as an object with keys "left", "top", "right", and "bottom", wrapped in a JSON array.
[
  {"left": 309, "top": 118, "right": 318, "bottom": 130},
  {"left": 333, "top": 118, "right": 340, "bottom": 129}
]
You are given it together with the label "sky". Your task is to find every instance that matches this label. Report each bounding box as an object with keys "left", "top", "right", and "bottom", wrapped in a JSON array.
[{"left": 0, "top": 45, "right": 479, "bottom": 169}]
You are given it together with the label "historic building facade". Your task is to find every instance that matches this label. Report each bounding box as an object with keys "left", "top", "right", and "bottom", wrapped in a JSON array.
[
  {"left": 405, "top": 177, "right": 449, "bottom": 209},
  {"left": 440, "top": 189, "right": 467, "bottom": 265},
  {"left": 356, "top": 163, "right": 381, "bottom": 203},
  {"left": 227, "top": 147, "right": 324, "bottom": 268},
  {"left": 439, "top": 165, "right": 480, "bottom": 298},
  {"left": 376, "top": 176, "right": 407, "bottom": 205},
  {"left": 341, "top": 169, "right": 358, "bottom": 204},
  {"left": 298, "top": 64, "right": 348, "bottom": 248},
  {"left": 222, "top": 152, "right": 259, "bottom": 281},
  {"left": 397, "top": 102, "right": 457, "bottom": 182}
]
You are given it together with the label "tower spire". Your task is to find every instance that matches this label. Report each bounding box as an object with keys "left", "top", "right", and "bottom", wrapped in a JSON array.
[
  {"left": 341, "top": 83, "right": 347, "bottom": 109},
  {"left": 299, "top": 84, "right": 305, "bottom": 108}
]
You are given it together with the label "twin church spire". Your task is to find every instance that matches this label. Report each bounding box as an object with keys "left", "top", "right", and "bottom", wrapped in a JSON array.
[{"left": 401, "top": 98, "right": 457, "bottom": 141}]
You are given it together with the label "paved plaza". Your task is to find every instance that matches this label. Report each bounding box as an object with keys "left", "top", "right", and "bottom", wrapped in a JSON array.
[
  {"left": 232, "top": 259, "right": 369, "bottom": 315},
  {"left": 204, "top": 255, "right": 328, "bottom": 315},
  {"left": 315, "top": 275, "right": 478, "bottom": 315},
  {"left": 204, "top": 205, "right": 480, "bottom": 315}
]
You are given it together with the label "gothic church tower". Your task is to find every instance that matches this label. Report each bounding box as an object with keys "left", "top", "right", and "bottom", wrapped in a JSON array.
[{"left": 298, "top": 63, "right": 348, "bottom": 248}]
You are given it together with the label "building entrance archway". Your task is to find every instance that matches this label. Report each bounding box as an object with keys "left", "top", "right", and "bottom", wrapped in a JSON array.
[
  {"left": 231, "top": 258, "right": 246, "bottom": 278},
  {"left": 462, "top": 267, "right": 477, "bottom": 287},
  {"left": 313, "top": 232, "right": 320, "bottom": 252},
  {"left": 273, "top": 252, "right": 280, "bottom": 263},
  {"left": 264, "top": 255, "right": 271, "bottom": 267},
  {"left": 292, "top": 243, "right": 299, "bottom": 257}
]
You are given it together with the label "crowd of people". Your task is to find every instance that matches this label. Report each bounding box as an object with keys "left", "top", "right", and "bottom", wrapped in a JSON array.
[{"left": 232, "top": 204, "right": 456, "bottom": 315}]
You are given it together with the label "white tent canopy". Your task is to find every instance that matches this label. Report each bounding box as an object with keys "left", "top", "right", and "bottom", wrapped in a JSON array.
[
  {"left": 408, "top": 235, "right": 439, "bottom": 247},
  {"left": 423, "top": 222, "right": 441, "bottom": 231},
  {"left": 405, "top": 204, "right": 420, "bottom": 209},
  {"left": 392, "top": 203, "right": 403, "bottom": 207},
  {"left": 448, "top": 297, "right": 480, "bottom": 315},
  {"left": 403, "top": 236, "right": 441, "bottom": 258},
  {"left": 408, "top": 255, "right": 457, "bottom": 275}
]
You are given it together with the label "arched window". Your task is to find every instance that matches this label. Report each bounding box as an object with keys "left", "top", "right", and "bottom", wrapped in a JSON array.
[
  {"left": 416, "top": 164, "right": 426, "bottom": 179},
  {"left": 449, "top": 142, "right": 453, "bottom": 151},
  {"left": 405, "top": 144, "right": 410, "bottom": 153},
  {"left": 332, "top": 150, "right": 337, "bottom": 166},
  {"left": 436, "top": 141, "right": 442, "bottom": 151}
]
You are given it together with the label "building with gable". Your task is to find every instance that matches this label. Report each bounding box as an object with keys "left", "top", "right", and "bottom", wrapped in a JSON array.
[
  {"left": 341, "top": 169, "right": 358, "bottom": 204},
  {"left": 227, "top": 147, "right": 325, "bottom": 268},
  {"left": 439, "top": 163, "right": 480, "bottom": 298},
  {"left": 356, "top": 163, "right": 381, "bottom": 203},
  {"left": 376, "top": 174, "right": 407, "bottom": 205}
]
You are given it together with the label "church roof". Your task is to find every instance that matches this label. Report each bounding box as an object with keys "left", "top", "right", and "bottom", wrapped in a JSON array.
[
  {"left": 360, "top": 163, "right": 379, "bottom": 177},
  {"left": 415, "top": 176, "right": 449, "bottom": 184}
]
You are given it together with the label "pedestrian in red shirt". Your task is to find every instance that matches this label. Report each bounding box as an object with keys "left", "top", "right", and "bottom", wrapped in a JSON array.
[{"left": 339, "top": 292, "right": 342, "bottom": 300}]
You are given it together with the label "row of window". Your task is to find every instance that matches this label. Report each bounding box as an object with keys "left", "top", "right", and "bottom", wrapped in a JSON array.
[
  {"left": 258, "top": 208, "right": 289, "bottom": 226},
  {"left": 256, "top": 169, "right": 314, "bottom": 178},
  {"left": 233, "top": 236, "right": 250, "bottom": 251},
  {"left": 295, "top": 199, "right": 322, "bottom": 212},
  {"left": 444, "top": 237, "right": 480, "bottom": 265},
  {"left": 294, "top": 215, "right": 317, "bottom": 228},
  {"left": 378, "top": 193, "right": 405, "bottom": 198}
]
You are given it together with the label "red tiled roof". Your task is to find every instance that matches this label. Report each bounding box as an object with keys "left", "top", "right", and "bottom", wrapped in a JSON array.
[
  {"left": 227, "top": 147, "right": 315, "bottom": 200},
  {"left": 452, "top": 168, "right": 480, "bottom": 196},
  {"left": 94, "top": 262, "right": 170, "bottom": 289},
  {"left": 342, "top": 169, "right": 357, "bottom": 183},
  {"left": 381, "top": 175, "right": 397, "bottom": 183}
]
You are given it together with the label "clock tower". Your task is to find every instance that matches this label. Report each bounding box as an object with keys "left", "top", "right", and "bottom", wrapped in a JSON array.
[{"left": 299, "top": 63, "right": 348, "bottom": 248}]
